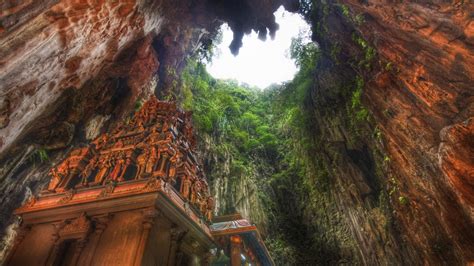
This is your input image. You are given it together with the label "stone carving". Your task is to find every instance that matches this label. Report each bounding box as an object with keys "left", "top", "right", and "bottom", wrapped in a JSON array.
[
  {"left": 109, "top": 153, "right": 125, "bottom": 181},
  {"left": 143, "top": 178, "right": 161, "bottom": 192},
  {"left": 136, "top": 149, "right": 149, "bottom": 177},
  {"left": 80, "top": 157, "right": 97, "bottom": 186},
  {"left": 97, "top": 181, "right": 117, "bottom": 198},
  {"left": 59, "top": 213, "right": 91, "bottom": 237},
  {"left": 190, "top": 180, "right": 201, "bottom": 204},
  {"left": 94, "top": 155, "right": 110, "bottom": 183},
  {"left": 145, "top": 146, "right": 158, "bottom": 174},
  {"left": 48, "top": 160, "right": 70, "bottom": 192},
  {"left": 205, "top": 197, "right": 214, "bottom": 222},
  {"left": 59, "top": 189, "right": 76, "bottom": 204},
  {"left": 181, "top": 176, "right": 192, "bottom": 200},
  {"left": 41, "top": 97, "right": 212, "bottom": 220}
]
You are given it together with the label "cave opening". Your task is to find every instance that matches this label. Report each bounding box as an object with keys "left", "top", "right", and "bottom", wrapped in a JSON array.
[{"left": 206, "top": 6, "right": 311, "bottom": 89}]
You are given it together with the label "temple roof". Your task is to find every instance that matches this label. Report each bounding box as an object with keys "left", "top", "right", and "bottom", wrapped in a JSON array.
[
  {"left": 211, "top": 214, "right": 274, "bottom": 266},
  {"left": 17, "top": 97, "right": 214, "bottom": 225}
]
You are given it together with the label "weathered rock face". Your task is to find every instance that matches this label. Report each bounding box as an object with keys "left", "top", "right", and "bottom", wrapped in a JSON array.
[
  {"left": 304, "top": 1, "right": 473, "bottom": 264},
  {"left": 199, "top": 134, "right": 269, "bottom": 234},
  {"left": 344, "top": 1, "right": 473, "bottom": 263},
  {"left": 0, "top": 0, "right": 194, "bottom": 156}
]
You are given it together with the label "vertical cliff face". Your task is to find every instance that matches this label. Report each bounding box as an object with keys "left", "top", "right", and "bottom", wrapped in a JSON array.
[
  {"left": 340, "top": 1, "right": 473, "bottom": 263},
  {"left": 200, "top": 134, "right": 269, "bottom": 233},
  {"left": 300, "top": 0, "right": 473, "bottom": 263}
]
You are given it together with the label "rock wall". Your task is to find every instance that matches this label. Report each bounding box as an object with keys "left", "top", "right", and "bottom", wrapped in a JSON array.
[
  {"left": 199, "top": 134, "right": 269, "bottom": 234},
  {"left": 302, "top": 0, "right": 473, "bottom": 264},
  {"left": 344, "top": 1, "right": 474, "bottom": 263}
]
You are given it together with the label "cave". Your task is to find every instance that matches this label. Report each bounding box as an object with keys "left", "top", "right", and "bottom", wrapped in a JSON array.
[{"left": 0, "top": 0, "right": 473, "bottom": 265}]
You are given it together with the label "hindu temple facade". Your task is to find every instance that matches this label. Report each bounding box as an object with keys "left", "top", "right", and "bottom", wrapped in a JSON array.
[{"left": 5, "top": 98, "right": 273, "bottom": 266}]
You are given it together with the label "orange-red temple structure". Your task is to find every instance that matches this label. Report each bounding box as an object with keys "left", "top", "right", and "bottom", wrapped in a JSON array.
[
  {"left": 211, "top": 214, "right": 274, "bottom": 266},
  {"left": 6, "top": 98, "right": 274, "bottom": 266}
]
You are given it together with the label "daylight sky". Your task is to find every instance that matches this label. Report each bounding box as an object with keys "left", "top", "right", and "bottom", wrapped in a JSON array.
[{"left": 206, "top": 7, "right": 310, "bottom": 89}]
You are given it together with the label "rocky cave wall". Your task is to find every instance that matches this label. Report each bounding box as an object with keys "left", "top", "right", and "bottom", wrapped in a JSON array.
[
  {"left": 199, "top": 134, "right": 269, "bottom": 234},
  {"left": 302, "top": 0, "right": 473, "bottom": 264},
  {"left": 338, "top": 1, "right": 474, "bottom": 263},
  {"left": 0, "top": 0, "right": 473, "bottom": 264}
]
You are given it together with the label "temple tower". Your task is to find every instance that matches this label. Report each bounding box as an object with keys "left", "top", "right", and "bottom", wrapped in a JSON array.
[
  {"left": 6, "top": 97, "right": 274, "bottom": 266},
  {"left": 6, "top": 98, "right": 215, "bottom": 265}
]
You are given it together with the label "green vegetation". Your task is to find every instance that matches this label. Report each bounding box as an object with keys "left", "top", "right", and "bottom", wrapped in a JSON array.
[
  {"left": 398, "top": 196, "right": 409, "bottom": 205},
  {"left": 352, "top": 33, "right": 376, "bottom": 68},
  {"left": 350, "top": 75, "right": 369, "bottom": 122},
  {"left": 29, "top": 148, "right": 49, "bottom": 164},
  {"left": 181, "top": 30, "right": 359, "bottom": 263},
  {"left": 179, "top": 1, "right": 397, "bottom": 264},
  {"left": 134, "top": 99, "right": 144, "bottom": 111},
  {"left": 181, "top": 61, "right": 278, "bottom": 160}
]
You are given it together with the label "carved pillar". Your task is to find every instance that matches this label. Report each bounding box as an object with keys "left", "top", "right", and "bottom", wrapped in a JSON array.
[
  {"left": 46, "top": 213, "right": 91, "bottom": 266},
  {"left": 45, "top": 225, "right": 62, "bottom": 265},
  {"left": 230, "top": 235, "right": 243, "bottom": 266},
  {"left": 82, "top": 215, "right": 111, "bottom": 265},
  {"left": 167, "top": 225, "right": 185, "bottom": 266},
  {"left": 133, "top": 208, "right": 158, "bottom": 266}
]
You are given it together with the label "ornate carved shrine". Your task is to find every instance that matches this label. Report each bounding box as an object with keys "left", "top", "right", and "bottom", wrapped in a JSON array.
[
  {"left": 7, "top": 97, "right": 216, "bottom": 265},
  {"left": 210, "top": 214, "right": 274, "bottom": 266}
]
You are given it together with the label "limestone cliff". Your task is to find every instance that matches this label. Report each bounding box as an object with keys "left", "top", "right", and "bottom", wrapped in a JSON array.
[{"left": 326, "top": 1, "right": 474, "bottom": 263}]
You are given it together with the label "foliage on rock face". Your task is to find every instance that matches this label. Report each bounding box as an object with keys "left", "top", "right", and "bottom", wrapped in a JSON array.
[
  {"left": 180, "top": 35, "right": 359, "bottom": 263},
  {"left": 181, "top": 60, "right": 278, "bottom": 160},
  {"left": 180, "top": 1, "right": 402, "bottom": 264}
]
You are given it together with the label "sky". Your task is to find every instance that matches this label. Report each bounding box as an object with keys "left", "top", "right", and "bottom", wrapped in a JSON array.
[{"left": 206, "top": 7, "right": 310, "bottom": 89}]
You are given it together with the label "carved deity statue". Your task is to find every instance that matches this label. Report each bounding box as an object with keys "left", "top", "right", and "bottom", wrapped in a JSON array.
[
  {"left": 136, "top": 149, "right": 149, "bottom": 178},
  {"left": 167, "top": 151, "right": 183, "bottom": 182},
  {"left": 136, "top": 119, "right": 145, "bottom": 132},
  {"left": 145, "top": 146, "right": 158, "bottom": 174},
  {"left": 47, "top": 168, "right": 61, "bottom": 192},
  {"left": 109, "top": 154, "right": 125, "bottom": 181},
  {"left": 94, "top": 155, "right": 111, "bottom": 184},
  {"left": 190, "top": 180, "right": 201, "bottom": 204},
  {"left": 47, "top": 160, "right": 70, "bottom": 191},
  {"left": 117, "top": 157, "right": 132, "bottom": 181},
  {"left": 206, "top": 197, "right": 214, "bottom": 221},
  {"left": 80, "top": 157, "right": 97, "bottom": 186},
  {"left": 198, "top": 197, "right": 207, "bottom": 214},
  {"left": 181, "top": 176, "right": 191, "bottom": 200},
  {"left": 147, "top": 126, "right": 162, "bottom": 143}
]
